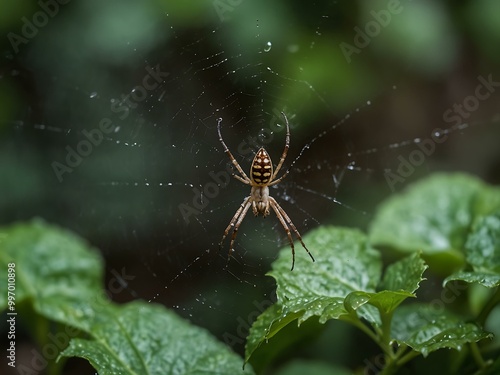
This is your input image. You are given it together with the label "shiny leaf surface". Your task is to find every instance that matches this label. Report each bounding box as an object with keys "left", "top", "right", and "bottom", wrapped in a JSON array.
[
  {"left": 61, "top": 302, "right": 254, "bottom": 375},
  {"left": 392, "top": 304, "right": 492, "bottom": 356},
  {"left": 369, "top": 173, "right": 489, "bottom": 266},
  {"left": 0, "top": 219, "right": 103, "bottom": 330}
]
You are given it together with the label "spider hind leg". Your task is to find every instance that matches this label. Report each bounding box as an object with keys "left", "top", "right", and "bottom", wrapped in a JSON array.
[{"left": 269, "top": 197, "right": 315, "bottom": 271}]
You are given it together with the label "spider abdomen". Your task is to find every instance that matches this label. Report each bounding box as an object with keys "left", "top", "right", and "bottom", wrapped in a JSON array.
[{"left": 251, "top": 148, "right": 273, "bottom": 185}]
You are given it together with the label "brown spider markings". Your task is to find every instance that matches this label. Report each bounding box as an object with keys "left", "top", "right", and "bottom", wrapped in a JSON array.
[{"left": 251, "top": 149, "right": 273, "bottom": 185}]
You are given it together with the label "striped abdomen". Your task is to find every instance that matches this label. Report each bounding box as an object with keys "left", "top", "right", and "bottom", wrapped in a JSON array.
[{"left": 250, "top": 148, "right": 273, "bottom": 185}]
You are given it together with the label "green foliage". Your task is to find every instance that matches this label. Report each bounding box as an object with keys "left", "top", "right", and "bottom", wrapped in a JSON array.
[
  {"left": 392, "top": 305, "right": 491, "bottom": 356},
  {"left": 369, "top": 173, "right": 490, "bottom": 272},
  {"left": 61, "top": 302, "right": 251, "bottom": 375},
  {"left": 0, "top": 220, "right": 253, "bottom": 375},
  {"left": 245, "top": 227, "right": 425, "bottom": 361},
  {"left": 445, "top": 212, "right": 500, "bottom": 289},
  {"left": 245, "top": 172, "right": 499, "bottom": 374},
  {"left": 1, "top": 172, "right": 499, "bottom": 374},
  {"left": 0, "top": 219, "right": 103, "bottom": 330}
]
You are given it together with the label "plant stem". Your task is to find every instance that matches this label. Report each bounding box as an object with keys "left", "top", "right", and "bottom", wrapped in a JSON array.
[
  {"left": 470, "top": 342, "right": 486, "bottom": 369},
  {"left": 449, "top": 344, "right": 468, "bottom": 374},
  {"left": 35, "top": 315, "right": 49, "bottom": 352},
  {"left": 378, "top": 310, "right": 398, "bottom": 375},
  {"left": 34, "top": 319, "right": 66, "bottom": 375},
  {"left": 395, "top": 349, "right": 420, "bottom": 367},
  {"left": 351, "top": 310, "right": 420, "bottom": 375},
  {"left": 349, "top": 316, "right": 381, "bottom": 349},
  {"left": 476, "top": 286, "right": 500, "bottom": 326},
  {"left": 380, "top": 311, "right": 394, "bottom": 354}
]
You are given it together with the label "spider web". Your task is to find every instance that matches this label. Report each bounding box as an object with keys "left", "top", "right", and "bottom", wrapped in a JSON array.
[{"left": 1, "top": 0, "right": 500, "bottom": 369}]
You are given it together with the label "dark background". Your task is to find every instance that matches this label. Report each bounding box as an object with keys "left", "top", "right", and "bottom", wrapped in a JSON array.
[{"left": 1, "top": 0, "right": 500, "bottom": 373}]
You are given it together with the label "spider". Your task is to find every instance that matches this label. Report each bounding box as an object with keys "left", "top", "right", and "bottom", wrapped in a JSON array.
[{"left": 217, "top": 112, "right": 315, "bottom": 271}]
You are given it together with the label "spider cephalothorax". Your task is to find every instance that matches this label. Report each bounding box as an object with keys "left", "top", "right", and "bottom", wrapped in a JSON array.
[{"left": 217, "top": 112, "right": 315, "bottom": 270}]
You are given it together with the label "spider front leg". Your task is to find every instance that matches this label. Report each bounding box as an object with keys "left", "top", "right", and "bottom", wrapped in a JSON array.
[
  {"left": 251, "top": 200, "right": 270, "bottom": 217},
  {"left": 251, "top": 201, "right": 258, "bottom": 216},
  {"left": 219, "top": 197, "right": 252, "bottom": 267},
  {"left": 217, "top": 118, "right": 252, "bottom": 184}
]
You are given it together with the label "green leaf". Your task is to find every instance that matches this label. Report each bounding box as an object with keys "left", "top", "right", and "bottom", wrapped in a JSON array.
[
  {"left": 444, "top": 271, "right": 500, "bottom": 288},
  {"left": 465, "top": 212, "right": 500, "bottom": 273},
  {"left": 270, "top": 226, "right": 382, "bottom": 322},
  {"left": 344, "top": 252, "right": 427, "bottom": 317},
  {"left": 474, "top": 186, "right": 500, "bottom": 218},
  {"left": 391, "top": 304, "right": 492, "bottom": 357},
  {"left": 369, "top": 173, "right": 494, "bottom": 272},
  {"left": 246, "top": 229, "right": 430, "bottom": 364},
  {"left": 0, "top": 220, "right": 252, "bottom": 374},
  {"left": 246, "top": 227, "right": 381, "bottom": 362},
  {"left": 444, "top": 212, "right": 500, "bottom": 287},
  {"left": 61, "top": 301, "right": 254, "bottom": 375},
  {"left": 245, "top": 308, "right": 324, "bottom": 373},
  {"left": 0, "top": 219, "right": 104, "bottom": 330},
  {"left": 246, "top": 304, "right": 288, "bottom": 357},
  {"left": 345, "top": 290, "right": 413, "bottom": 319},
  {"left": 380, "top": 252, "right": 428, "bottom": 293},
  {"left": 245, "top": 304, "right": 285, "bottom": 368}
]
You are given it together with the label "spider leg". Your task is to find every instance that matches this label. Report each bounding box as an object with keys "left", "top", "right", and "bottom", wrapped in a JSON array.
[
  {"left": 270, "top": 197, "right": 315, "bottom": 270},
  {"left": 219, "top": 197, "right": 250, "bottom": 248},
  {"left": 220, "top": 197, "right": 252, "bottom": 268},
  {"left": 267, "top": 172, "right": 288, "bottom": 187},
  {"left": 252, "top": 200, "right": 258, "bottom": 216},
  {"left": 217, "top": 118, "right": 252, "bottom": 184},
  {"left": 269, "top": 199, "right": 296, "bottom": 270},
  {"left": 229, "top": 198, "right": 252, "bottom": 249},
  {"left": 233, "top": 174, "right": 250, "bottom": 184},
  {"left": 271, "top": 112, "right": 290, "bottom": 181}
]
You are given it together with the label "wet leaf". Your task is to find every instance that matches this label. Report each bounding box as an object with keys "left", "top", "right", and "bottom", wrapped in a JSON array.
[
  {"left": 380, "top": 252, "right": 428, "bottom": 293},
  {"left": 445, "top": 212, "right": 500, "bottom": 288},
  {"left": 271, "top": 226, "right": 381, "bottom": 321},
  {"left": 246, "top": 227, "right": 381, "bottom": 362},
  {"left": 0, "top": 220, "right": 252, "bottom": 374},
  {"left": 444, "top": 271, "right": 500, "bottom": 288},
  {"left": 345, "top": 252, "right": 427, "bottom": 317},
  {"left": 246, "top": 229, "right": 431, "bottom": 363},
  {"left": 464, "top": 212, "right": 500, "bottom": 273},
  {"left": 369, "top": 173, "right": 491, "bottom": 271},
  {"left": 392, "top": 304, "right": 492, "bottom": 356},
  {"left": 245, "top": 304, "right": 284, "bottom": 362},
  {"left": 0, "top": 219, "right": 103, "bottom": 330},
  {"left": 61, "top": 301, "right": 254, "bottom": 375}
]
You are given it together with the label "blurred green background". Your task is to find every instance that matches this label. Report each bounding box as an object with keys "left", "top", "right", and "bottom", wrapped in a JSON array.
[{"left": 1, "top": 0, "right": 500, "bottom": 373}]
